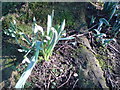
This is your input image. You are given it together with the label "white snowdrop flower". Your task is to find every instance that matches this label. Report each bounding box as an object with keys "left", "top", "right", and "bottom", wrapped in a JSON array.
[
  {"left": 46, "top": 36, "right": 51, "bottom": 40},
  {"left": 22, "top": 57, "right": 30, "bottom": 63},
  {"left": 34, "top": 24, "right": 44, "bottom": 35},
  {"left": 33, "top": 17, "right": 36, "bottom": 22},
  {"left": 51, "top": 27, "right": 56, "bottom": 32},
  {"left": 43, "top": 40, "right": 47, "bottom": 43},
  {"left": 13, "top": 31, "right": 16, "bottom": 34},
  {"left": 13, "top": 20, "right": 16, "bottom": 25},
  {"left": 116, "top": 5, "right": 119, "bottom": 9},
  {"left": 18, "top": 49, "right": 24, "bottom": 52},
  {"left": 34, "top": 24, "right": 38, "bottom": 34},
  {"left": 8, "top": 29, "right": 12, "bottom": 32}
]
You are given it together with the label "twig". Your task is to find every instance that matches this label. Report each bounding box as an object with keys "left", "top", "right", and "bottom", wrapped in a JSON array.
[
  {"left": 44, "top": 68, "right": 47, "bottom": 89},
  {"left": 35, "top": 83, "right": 41, "bottom": 88},
  {"left": 70, "top": 24, "right": 97, "bottom": 37},
  {"left": 108, "top": 44, "right": 120, "bottom": 54},
  {"left": 66, "top": 44, "right": 76, "bottom": 50},
  {"left": 72, "top": 79, "right": 79, "bottom": 90},
  {"left": 56, "top": 41, "right": 68, "bottom": 51},
  {"left": 87, "top": 24, "right": 98, "bottom": 31},
  {"left": 47, "top": 67, "right": 63, "bottom": 70},
  {"left": 57, "top": 71, "right": 72, "bottom": 88},
  {"left": 50, "top": 71, "right": 58, "bottom": 79},
  {"left": 56, "top": 45, "right": 65, "bottom": 51},
  {"left": 47, "top": 74, "right": 52, "bottom": 89},
  {"left": 107, "top": 68, "right": 117, "bottom": 88},
  {"left": 70, "top": 32, "right": 91, "bottom": 37}
]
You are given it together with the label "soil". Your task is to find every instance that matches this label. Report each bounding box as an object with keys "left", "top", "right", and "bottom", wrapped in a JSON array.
[
  {"left": 1, "top": 27, "right": 120, "bottom": 90},
  {"left": 6, "top": 36, "right": 120, "bottom": 89},
  {"left": 1, "top": 2, "right": 120, "bottom": 90}
]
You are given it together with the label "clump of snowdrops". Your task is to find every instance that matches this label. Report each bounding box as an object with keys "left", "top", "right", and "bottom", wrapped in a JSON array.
[{"left": 4, "top": 10, "right": 74, "bottom": 88}]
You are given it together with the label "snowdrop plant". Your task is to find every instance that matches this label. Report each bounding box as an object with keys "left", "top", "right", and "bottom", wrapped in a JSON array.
[
  {"left": 111, "top": 18, "right": 120, "bottom": 37},
  {"left": 32, "top": 10, "right": 74, "bottom": 61},
  {"left": 97, "top": 18, "right": 110, "bottom": 31},
  {"left": 93, "top": 29, "right": 116, "bottom": 47},
  {"left": 4, "top": 10, "right": 74, "bottom": 88},
  {"left": 103, "top": 2, "right": 118, "bottom": 21},
  {"left": 92, "top": 18, "right": 116, "bottom": 47},
  {"left": 101, "top": 38, "right": 116, "bottom": 47}
]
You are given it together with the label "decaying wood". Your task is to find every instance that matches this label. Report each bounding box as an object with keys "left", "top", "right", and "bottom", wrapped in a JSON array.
[
  {"left": 74, "top": 3, "right": 108, "bottom": 88},
  {"left": 77, "top": 36, "right": 108, "bottom": 88}
]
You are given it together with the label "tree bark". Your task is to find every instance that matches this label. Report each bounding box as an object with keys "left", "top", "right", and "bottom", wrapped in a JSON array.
[{"left": 73, "top": 3, "right": 108, "bottom": 88}]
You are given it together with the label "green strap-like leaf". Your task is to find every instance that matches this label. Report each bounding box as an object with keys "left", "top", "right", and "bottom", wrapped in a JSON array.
[
  {"left": 108, "top": 6, "right": 117, "bottom": 21},
  {"left": 93, "top": 29, "right": 100, "bottom": 35},
  {"left": 47, "top": 10, "right": 54, "bottom": 36},
  {"left": 19, "top": 32, "right": 32, "bottom": 45},
  {"left": 90, "top": 16, "right": 96, "bottom": 26},
  {"left": 51, "top": 10, "right": 54, "bottom": 23},
  {"left": 15, "top": 41, "right": 42, "bottom": 88},
  {"left": 99, "top": 18, "right": 110, "bottom": 26},
  {"left": 95, "top": 33, "right": 106, "bottom": 38},
  {"left": 15, "top": 56, "right": 38, "bottom": 88},
  {"left": 58, "top": 19, "right": 65, "bottom": 36},
  {"left": 10, "top": 22, "right": 16, "bottom": 31},
  {"left": 59, "top": 36, "right": 75, "bottom": 40},
  {"left": 45, "top": 28, "right": 58, "bottom": 60},
  {"left": 47, "top": 15, "right": 52, "bottom": 35}
]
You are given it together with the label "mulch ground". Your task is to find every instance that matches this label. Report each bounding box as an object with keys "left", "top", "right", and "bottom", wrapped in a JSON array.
[{"left": 16, "top": 37, "right": 120, "bottom": 89}]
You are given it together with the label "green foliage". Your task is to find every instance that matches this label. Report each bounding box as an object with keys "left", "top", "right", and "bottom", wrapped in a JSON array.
[
  {"left": 15, "top": 41, "right": 42, "bottom": 88},
  {"left": 93, "top": 28, "right": 116, "bottom": 47},
  {"left": 37, "top": 10, "right": 74, "bottom": 60},
  {"left": 103, "top": 2, "right": 118, "bottom": 21},
  {"left": 2, "top": 14, "right": 17, "bottom": 29},
  {"left": 2, "top": 2, "right": 24, "bottom": 16},
  {"left": 95, "top": 54, "right": 107, "bottom": 69},
  {"left": 90, "top": 2, "right": 119, "bottom": 46},
  {"left": 111, "top": 16, "right": 120, "bottom": 37},
  {"left": 103, "top": 2, "right": 120, "bottom": 37},
  {"left": 29, "top": 2, "right": 51, "bottom": 21},
  {"left": 92, "top": 18, "right": 116, "bottom": 47},
  {"left": 97, "top": 18, "right": 110, "bottom": 31},
  {"left": 89, "top": 15, "right": 96, "bottom": 26},
  {"left": 2, "top": 2, "right": 78, "bottom": 29},
  {"left": 4, "top": 10, "right": 74, "bottom": 88},
  {"left": 101, "top": 38, "right": 116, "bottom": 46},
  {"left": 4, "top": 21, "right": 17, "bottom": 38},
  {"left": 55, "top": 10, "right": 75, "bottom": 26},
  {"left": 29, "top": 2, "right": 75, "bottom": 27}
]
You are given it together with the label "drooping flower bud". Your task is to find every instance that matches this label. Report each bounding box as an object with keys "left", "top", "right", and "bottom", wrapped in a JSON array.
[
  {"left": 13, "top": 20, "right": 16, "bottom": 25},
  {"left": 43, "top": 40, "right": 47, "bottom": 43},
  {"left": 46, "top": 36, "right": 51, "bottom": 40},
  {"left": 22, "top": 57, "right": 30, "bottom": 63},
  {"left": 34, "top": 24, "right": 44, "bottom": 35}
]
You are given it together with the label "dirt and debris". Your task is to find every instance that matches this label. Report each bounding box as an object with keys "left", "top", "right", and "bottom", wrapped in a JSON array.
[{"left": 1, "top": 2, "right": 120, "bottom": 90}]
